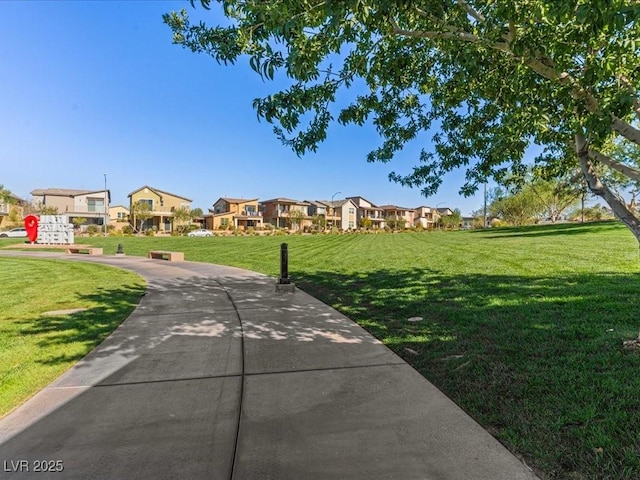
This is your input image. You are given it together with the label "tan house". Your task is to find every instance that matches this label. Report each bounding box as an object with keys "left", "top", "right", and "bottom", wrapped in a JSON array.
[
  {"left": 205, "top": 197, "right": 263, "bottom": 230},
  {"left": 30, "top": 188, "right": 110, "bottom": 228},
  {"left": 0, "top": 193, "right": 26, "bottom": 230},
  {"left": 414, "top": 206, "right": 440, "bottom": 229},
  {"left": 260, "top": 198, "right": 312, "bottom": 230},
  {"left": 323, "top": 198, "right": 359, "bottom": 230},
  {"left": 109, "top": 205, "right": 130, "bottom": 230},
  {"left": 128, "top": 185, "right": 191, "bottom": 233},
  {"left": 347, "top": 196, "right": 385, "bottom": 229},
  {"left": 380, "top": 205, "right": 416, "bottom": 229}
]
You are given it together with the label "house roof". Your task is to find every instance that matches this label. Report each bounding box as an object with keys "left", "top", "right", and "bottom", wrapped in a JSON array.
[
  {"left": 379, "top": 205, "right": 415, "bottom": 212},
  {"left": 437, "top": 207, "right": 453, "bottom": 214},
  {"left": 346, "top": 196, "right": 380, "bottom": 208},
  {"left": 216, "top": 197, "right": 258, "bottom": 204},
  {"left": 261, "top": 197, "right": 310, "bottom": 205},
  {"left": 31, "top": 188, "right": 107, "bottom": 197},
  {"left": 321, "top": 199, "right": 351, "bottom": 207},
  {"left": 127, "top": 185, "right": 192, "bottom": 202},
  {"left": 4, "top": 193, "right": 27, "bottom": 204},
  {"left": 304, "top": 200, "right": 329, "bottom": 208},
  {"left": 109, "top": 204, "right": 130, "bottom": 211}
]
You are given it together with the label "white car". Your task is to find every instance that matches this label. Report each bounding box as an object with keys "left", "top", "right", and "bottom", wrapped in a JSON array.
[
  {"left": 0, "top": 227, "right": 27, "bottom": 238},
  {"left": 187, "top": 229, "right": 213, "bottom": 237}
]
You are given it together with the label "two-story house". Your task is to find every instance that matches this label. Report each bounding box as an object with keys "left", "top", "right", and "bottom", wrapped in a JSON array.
[
  {"left": 347, "top": 196, "right": 385, "bottom": 229},
  {"left": 305, "top": 200, "right": 328, "bottom": 218},
  {"left": 205, "top": 197, "right": 263, "bottom": 230},
  {"left": 323, "top": 198, "right": 359, "bottom": 230},
  {"left": 30, "top": 188, "right": 110, "bottom": 228},
  {"left": 0, "top": 193, "right": 26, "bottom": 230},
  {"left": 109, "top": 205, "right": 130, "bottom": 230},
  {"left": 260, "top": 198, "right": 311, "bottom": 230},
  {"left": 414, "top": 206, "right": 440, "bottom": 229},
  {"left": 379, "top": 205, "right": 416, "bottom": 229},
  {"left": 128, "top": 185, "right": 191, "bottom": 232},
  {"left": 304, "top": 200, "right": 329, "bottom": 229}
]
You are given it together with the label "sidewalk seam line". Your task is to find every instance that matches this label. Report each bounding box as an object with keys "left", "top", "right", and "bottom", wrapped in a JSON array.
[
  {"left": 244, "top": 361, "right": 408, "bottom": 377},
  {"left": 89, "top": 373, "right": 243, "bottom": 388},
  {"left": 218, "top": 281, "right": 246, "bottom": 480}
]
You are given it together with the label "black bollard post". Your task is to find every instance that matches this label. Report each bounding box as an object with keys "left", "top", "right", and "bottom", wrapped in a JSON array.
[
  {"left": 116, "top": 243, "right": 125, "bottom": 256},
  {"left": 275, "top": 242, "right": 295, "bottom": 292},
  {"left": 278, "top": 242, "right": 290, "bottom": 284}
]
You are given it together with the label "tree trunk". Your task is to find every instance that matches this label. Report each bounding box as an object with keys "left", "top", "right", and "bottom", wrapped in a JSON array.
[{"left": 575, "top": 133, "right": 640, "bottom": 248}]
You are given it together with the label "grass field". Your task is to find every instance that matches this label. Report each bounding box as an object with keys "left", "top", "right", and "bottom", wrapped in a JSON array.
[
  {"left": 1, "top": 221, "right": 639, "bottom": 479},
  {"left": 0, "top": 258, "right": 145, "bottom": 417}
]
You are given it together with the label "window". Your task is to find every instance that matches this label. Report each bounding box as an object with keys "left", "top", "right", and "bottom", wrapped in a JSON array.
[
  {"left": 349, "top": 208, "right": 355, "bottom": 214},
  {"left": 221, "top": 218, "right": 229, "bottom": 226},
  {"left": 87, "top": 197, "right": 104, "bottom": 212},
  {"left": 117, "top": 212, "right": 125, "bottom": 219},
  {"left": 349, "top": 221, "right": 355, "bottom": 229},
  {"left": 139, "top": 199, "right": 153, "bottom": 209}
]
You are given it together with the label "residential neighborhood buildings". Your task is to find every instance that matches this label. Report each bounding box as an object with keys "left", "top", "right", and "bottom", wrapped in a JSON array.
[{"left": 2, "top": 183, "right": 466, "bottom": 233}]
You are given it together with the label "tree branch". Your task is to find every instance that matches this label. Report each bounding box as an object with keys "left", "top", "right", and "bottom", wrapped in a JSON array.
[
  {"left": 389, "top": 17, "right": 509, "bottom": 52},
  {"left": 619, "top": 74, "right": 640, "bottom": 121},
  {"left": 612, "top": 115, "right": 640, "bottom": 148},
  {"left": 456, "top": 0, "right": 485, "bottom": 23},
  {"left": 589, "top": 148, "right": 640, "bottom": 183}
]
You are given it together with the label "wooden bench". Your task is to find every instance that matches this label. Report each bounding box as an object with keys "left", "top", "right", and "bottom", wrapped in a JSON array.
[
  {"left": 65, "top": 247, "right": 103, "bottom": 255},
  {"left": 148, "top": 250, "right": 184, "bottom": 262}
]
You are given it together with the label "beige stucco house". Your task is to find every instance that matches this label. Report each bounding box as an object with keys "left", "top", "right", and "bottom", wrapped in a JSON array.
[
  {"left": 128, "top": 185, "right": 191, "bottom": 233},
  {"left": 0, "top": 193, "right": 26, "bottom": 230},
  {"left": 414, "top": 206, "right": 440, "bottom": 229},
  {"left": 380, "top": 205, "right": 416, "bottom": 228},
  {"left": 109, "top": 205, "right": 130, "bottom": 230},
  {"left": 322, "top": 198, "right": 359, "bottom": 230},
  {"left": 205, "top": 197, "right": 263, "bottom": 230},
  {"left": 260, "top": 198, "right": 312, "bottom": 230},
  {"left": 30, "top": 188, "right": 110, "bottom": 228},
  {"left": 347, "top": 196, "right": 386, "bottom": 229}
]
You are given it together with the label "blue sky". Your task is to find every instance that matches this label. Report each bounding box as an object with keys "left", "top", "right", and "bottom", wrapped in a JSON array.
[{"left": 2, "top": 1, "right": 494, "bottom": 215}]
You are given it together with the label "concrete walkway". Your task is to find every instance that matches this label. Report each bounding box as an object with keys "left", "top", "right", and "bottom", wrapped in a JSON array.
[{"left": 0, "top": 252, "right": 539, "bottom": 479}]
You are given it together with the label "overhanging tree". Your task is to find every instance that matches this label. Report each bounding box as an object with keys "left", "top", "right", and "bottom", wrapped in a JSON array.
[{"left": 164, "top": 1, "right": 640, "bottom": 244}]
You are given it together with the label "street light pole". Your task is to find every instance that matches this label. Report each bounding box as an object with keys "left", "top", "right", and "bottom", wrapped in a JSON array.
[
  {"left": 104, "top": 173, "right": 108, "bottom": 236},
  {"left": 330, "top": 191, "right": 341, "bottom": 230},
  {"left": 483, "top": 182, "right": 488, "bottom": 228}
]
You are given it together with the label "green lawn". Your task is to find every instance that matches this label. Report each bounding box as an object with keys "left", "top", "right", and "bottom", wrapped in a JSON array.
[
  {"left": 1, "top": 221, "right": 639, "bottom": 479},
  {"left": 0, "top": 258, "right": 145, "bottom": 417}
]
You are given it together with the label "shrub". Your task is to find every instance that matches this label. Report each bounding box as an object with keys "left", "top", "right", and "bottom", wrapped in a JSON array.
[
  {"left": 145, "top": 229, "right": 155, "bottom": 237},
  {"left": 122, "top": 225, "right": 134, "bottom": 235},
  {"left": 87, "top": 225, "right": 100, "bottom": 236}
]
